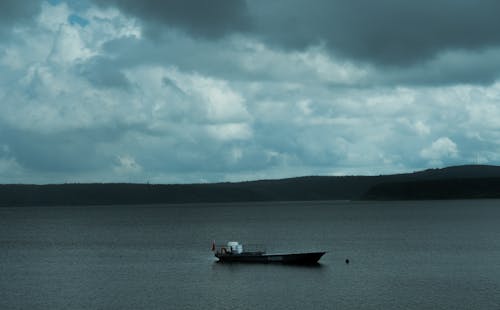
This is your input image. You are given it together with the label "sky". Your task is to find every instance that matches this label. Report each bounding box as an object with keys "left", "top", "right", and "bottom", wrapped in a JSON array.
[{"left": 1, "top": 0, "right": 500, "bottom": 184}]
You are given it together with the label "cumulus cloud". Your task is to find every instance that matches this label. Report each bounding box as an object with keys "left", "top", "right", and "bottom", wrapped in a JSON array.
[
  {"left": 114, "top": 154, "right": 142, "bottom": 177},
  {"left": 420, "top": 137, "right": 459, "bottom": 165}
]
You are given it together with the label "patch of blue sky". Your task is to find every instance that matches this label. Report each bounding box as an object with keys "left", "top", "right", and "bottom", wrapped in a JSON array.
[{"left": 69, "top": 14, "right": 89, "bottom": 27}]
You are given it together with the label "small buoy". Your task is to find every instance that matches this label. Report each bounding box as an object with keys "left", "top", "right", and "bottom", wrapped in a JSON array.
[{"left": 345, "top": 259, "right": 349, "bottom": 264}]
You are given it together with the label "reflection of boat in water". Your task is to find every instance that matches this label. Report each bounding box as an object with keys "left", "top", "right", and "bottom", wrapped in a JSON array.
[{"left": 212, "top": 241, "right": 326, "bottom": 264}]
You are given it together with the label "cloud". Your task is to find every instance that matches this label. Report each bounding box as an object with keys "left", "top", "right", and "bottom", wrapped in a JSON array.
[
  {"left": 90, "top": 0, "right": 250, "bottom": 38},
  {"left": 2, "top": 1, "right": 500, "bottom": 184},
  {"left": 114, "top": 154, "right": 142, "bottom": 176},
  {"left": 376, "top": 48, "right": 500, "bottom": 86},
  {"left": 0, "top": 0, "right": 42, "bottom": 44},
  {"left": 77, "top": 56, "right": 131, "bottom": 89},
  {"left": 0, "top": 0, "right": 41, "bottom": 26},
  {"left": 206, "top": 123, "right": 252, "bottom": 141},
  {"left": 420, "top": 137, "right": 459, "bottom": 165},
  {"left": 81, "top": 0, "right": 500, "bottom": 86},
  {"left": 248, "top": 0, "right": 500, "bottom": 66},
  {"left": 87, "top": 1, "right": 500, "bottom": 66}
]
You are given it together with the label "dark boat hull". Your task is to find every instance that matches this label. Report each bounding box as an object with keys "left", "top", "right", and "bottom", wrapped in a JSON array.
[{"left": 215, "top": 252, "right": 325, "bottom": 264}]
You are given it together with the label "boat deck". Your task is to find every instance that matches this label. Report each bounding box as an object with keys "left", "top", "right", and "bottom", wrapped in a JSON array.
[{"left": 215, "top": 251, "right": 325, "bottom": 264}]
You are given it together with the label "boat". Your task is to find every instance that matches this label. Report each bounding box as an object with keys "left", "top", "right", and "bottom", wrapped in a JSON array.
[{"left": 212, "top": 241, "right": 325, "bottom": 264}]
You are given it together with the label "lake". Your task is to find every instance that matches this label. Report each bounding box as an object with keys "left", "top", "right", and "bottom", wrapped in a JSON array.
[{"left": 1, "top": 200, "right": 500, "bottom": 309}]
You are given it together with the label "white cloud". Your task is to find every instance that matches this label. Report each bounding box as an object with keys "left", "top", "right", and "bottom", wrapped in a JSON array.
[
  {"left": 48, "top": 23, "right": 94, "bottom": 64},
  {"left": 414, "top": 120, "right": 431, "bottom": 136},
  {"left": 167, "top": 69, "right": 250, "bottom": 123},
  {"left": 206, "top": 123, "right": 252, "bottom": 141},
  {"left": 420, "top": 137, "right": 459, "bottom": 164},
  {"left": 37, "top": 1, "right": 71, "bottom": 30},
  {"left": 236, "top": 38, "right": 368, "bottom": 85},
  {"left": 114, "top": 154, "right": 142, "bottom": 175},
  {"left": 297, "top": 46, "right": 369, "bottom": 84},
  {"left": 0, "top": 152, "right": 26, "bottom": 182},
  {"left": 83, "top": 6, "right": 141, "bottom": 42}
]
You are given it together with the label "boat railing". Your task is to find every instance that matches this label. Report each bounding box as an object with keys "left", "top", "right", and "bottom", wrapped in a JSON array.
[
  {"left": 214, "top": 243, "right": 266, "bottom": 254},
  {"left": 241, "top": 243, "right": 266, "bottom": 253}
]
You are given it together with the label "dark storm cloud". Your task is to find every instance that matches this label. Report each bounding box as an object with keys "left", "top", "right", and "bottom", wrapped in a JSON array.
[
  {"left": 91, "top": 0, "right": 500, "bottom": 67},
  {"left": 0, "top": 0, "right": 42, "bottom": 38},
  {"left": 249, "top": 0, "right": 500, "bottom": 66},
  {"left": 0, "top": 0, "right": 41, "bottom": 24},
  {"left": 372, "top": 48, "right": 500, "bottom": 86},
  {"left": 90, "top": 0, "right": 251, "bottom": 38}
]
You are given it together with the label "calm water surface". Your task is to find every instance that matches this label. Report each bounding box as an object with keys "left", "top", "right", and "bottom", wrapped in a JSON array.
[{"left": 1, "top": 200, "right": 500, "bottom": 309}]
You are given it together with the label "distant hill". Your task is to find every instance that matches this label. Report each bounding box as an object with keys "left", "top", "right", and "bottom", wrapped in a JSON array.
[
  {"left": 362, "top": 177, "right": 500, "bottom": 200},
  {"left": 361, "top": 165, "right": 500, "bottom": 200},
  {"left": 399, "top": 165, "right": 500, "bottom": 179},
  {"left": 1, "top": 165, "right": 500, "bottom": 206}
]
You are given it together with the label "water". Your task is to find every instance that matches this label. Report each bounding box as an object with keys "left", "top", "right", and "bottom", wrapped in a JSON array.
[{"left": 1, "top": 200, "right": 500, "bottom": 309}]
